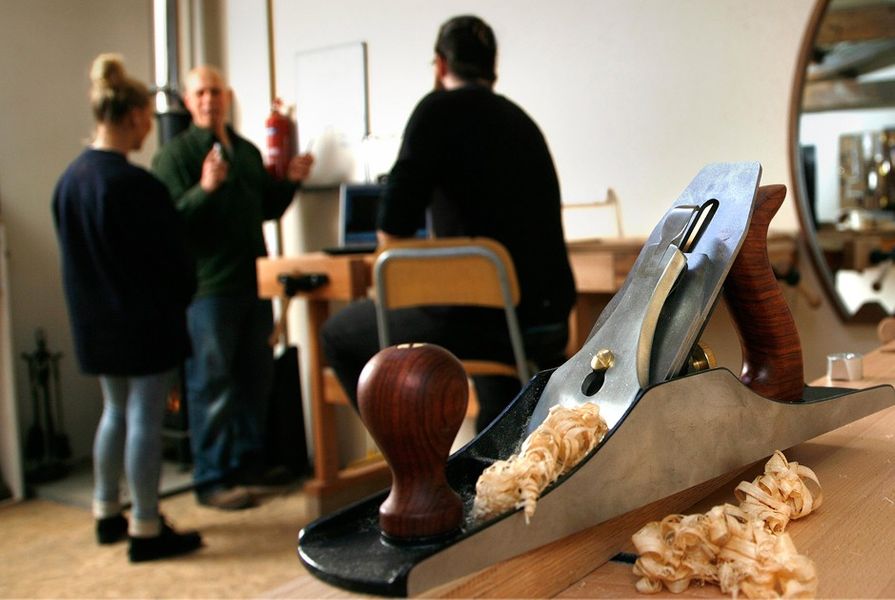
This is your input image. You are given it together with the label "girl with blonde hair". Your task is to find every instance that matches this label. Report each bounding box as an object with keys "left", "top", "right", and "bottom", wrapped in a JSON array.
[{"left": 52, "top": 53, "right": 201, "bottom": 562}]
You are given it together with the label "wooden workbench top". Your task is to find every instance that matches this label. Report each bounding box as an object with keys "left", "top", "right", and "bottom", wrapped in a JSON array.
[
  {"left": 567, "top": 397, "right": 895, "bottom": 598},
  {"left": 531, "top": 347, "right": 895, "bottom": 599}
]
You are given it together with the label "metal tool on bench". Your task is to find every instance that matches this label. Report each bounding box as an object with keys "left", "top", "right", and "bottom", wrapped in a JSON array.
[
  {"left": 528, "top": 162, "right": 764, "bottom": 434},
  {"left": 297, "top": 162, "right": 895, "bottom": 597}
]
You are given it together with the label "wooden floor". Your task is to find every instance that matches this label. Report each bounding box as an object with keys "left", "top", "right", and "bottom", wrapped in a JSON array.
[
  {"left": 0, "top": 410, "right": 478, "bottom": 599},
  {"left": 0, "top": 486, "right": 323, "bottom": 599}
]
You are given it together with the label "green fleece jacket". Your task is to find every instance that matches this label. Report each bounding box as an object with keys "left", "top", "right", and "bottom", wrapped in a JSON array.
[{"left": 152, "top": 124, "right": 298, "bottom": 297}]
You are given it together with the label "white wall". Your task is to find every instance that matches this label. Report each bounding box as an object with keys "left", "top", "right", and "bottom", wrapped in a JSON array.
[
  {"left": 0, "top": 0, "right": 155, "bottom": 468},
  {"left": 267, "top": 0, "right": 811, "bottom": 229}
]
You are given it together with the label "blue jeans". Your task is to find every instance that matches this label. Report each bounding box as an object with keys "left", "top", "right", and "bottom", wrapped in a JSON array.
[
  {"left": 94, "top": 370, "right": 175, "bottom": 522},
  {"left": 185, "top": 294, "right": 274, "bottom": 492}
]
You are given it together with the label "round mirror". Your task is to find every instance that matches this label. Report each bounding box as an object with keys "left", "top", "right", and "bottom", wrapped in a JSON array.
[{"left": 791, "top": 0, "right": 895, "bottom": 322}]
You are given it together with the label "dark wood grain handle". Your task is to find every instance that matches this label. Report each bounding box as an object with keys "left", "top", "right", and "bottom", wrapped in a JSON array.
[
  {"left": 723, "top": 185, "right": 804, "bottom": 402},
  {"left": 358, "top": 343, "right": 468, "bottom": 540}
]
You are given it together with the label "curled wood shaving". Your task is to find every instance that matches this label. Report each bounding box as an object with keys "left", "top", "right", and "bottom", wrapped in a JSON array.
[
  {"left": 472, "top": 402, "right": 608, "bottom": 523},
  {"left": 735, "top": 450, "right": 823, "bottom": 534},
  {"left": 632, "top": 451, "right": 820, "bottom": 598}
]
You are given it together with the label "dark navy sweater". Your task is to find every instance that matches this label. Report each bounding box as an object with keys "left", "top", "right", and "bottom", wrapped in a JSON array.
[{"left": 53, "top": 149, "right": 196, "bottom": 375}]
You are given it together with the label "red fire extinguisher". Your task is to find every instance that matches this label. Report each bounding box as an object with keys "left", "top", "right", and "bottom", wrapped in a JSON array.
[{"left": 265, "top": 98, "right": 297, "bottom": 180}]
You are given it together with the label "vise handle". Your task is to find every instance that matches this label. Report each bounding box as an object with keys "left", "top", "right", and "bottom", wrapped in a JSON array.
[{"left": 277, "top": 272, "right": 329, "bottom": 297}]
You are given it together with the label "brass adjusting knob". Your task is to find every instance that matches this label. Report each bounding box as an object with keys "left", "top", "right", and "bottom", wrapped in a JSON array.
[
  {"left": 686, "top": 342, "right": 717, "bottom": 373},
  {"left": 590, "top": 349, "right": 615, "bottom": 371}
]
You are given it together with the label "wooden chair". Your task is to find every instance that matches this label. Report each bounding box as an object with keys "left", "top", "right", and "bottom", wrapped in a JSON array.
[{"left": 372, "top": 237, "right": 531, "bottom": 387}]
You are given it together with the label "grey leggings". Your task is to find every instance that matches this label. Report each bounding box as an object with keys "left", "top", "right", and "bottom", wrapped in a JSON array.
[{"left": 93, "top": 370, "right": 174, "bottom": 522}]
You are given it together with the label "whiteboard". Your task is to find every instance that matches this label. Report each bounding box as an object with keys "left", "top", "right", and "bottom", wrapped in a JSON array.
[{"left": 294, "top": 42, "right": 369, "bottom": 183}]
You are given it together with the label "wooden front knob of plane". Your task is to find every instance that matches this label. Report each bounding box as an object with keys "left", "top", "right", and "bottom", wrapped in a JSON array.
[{"left": 358, "top": 343, "right": 468, "bottom": 541}]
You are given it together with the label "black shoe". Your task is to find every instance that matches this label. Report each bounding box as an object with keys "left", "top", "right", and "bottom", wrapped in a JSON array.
[
  {"left": 128, "top": 518, "right": 202, "bottom": 563},
  {"left": 96, "top": 514, "right": 128, "bottom": 545},
  {"left": 196, "top": 485, "right": 256, "bottom": 510},
  {"left": 235, "top": 465, "right": 297, "bottom": 494}
]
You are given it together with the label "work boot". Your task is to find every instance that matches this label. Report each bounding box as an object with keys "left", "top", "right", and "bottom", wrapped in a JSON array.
[
  {"left": 128, "top": 518, "right": 202, "bottom": 563},
  {"left": 96, "top": 514, "right": 128, "bottom": 544},
  {"left": 196, "top": 485, "right": 256, "bottom": 510}
]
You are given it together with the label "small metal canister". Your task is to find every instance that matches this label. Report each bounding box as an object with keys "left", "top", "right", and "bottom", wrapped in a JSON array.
[{"left": 827, "top": 352, "right": 864, "bottom": 381}]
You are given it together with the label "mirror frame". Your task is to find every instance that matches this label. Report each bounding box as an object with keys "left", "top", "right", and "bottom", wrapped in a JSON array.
[{"left": 789, "top": 0, "right": 891, "bottom": 323}]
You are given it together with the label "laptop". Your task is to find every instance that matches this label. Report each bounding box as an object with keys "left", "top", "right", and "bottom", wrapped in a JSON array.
[{"left": 324, "top": 183, "right": 428, "bottom": 254}]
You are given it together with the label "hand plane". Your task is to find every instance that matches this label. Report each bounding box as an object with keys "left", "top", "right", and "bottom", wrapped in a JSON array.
[{"left": 297, "top": 162, "right": 895, "bottom": 597}]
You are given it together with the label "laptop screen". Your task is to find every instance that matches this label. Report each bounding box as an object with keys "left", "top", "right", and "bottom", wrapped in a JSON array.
[{"left": 338, "top": 183, "right": 428, "bottom": 246}]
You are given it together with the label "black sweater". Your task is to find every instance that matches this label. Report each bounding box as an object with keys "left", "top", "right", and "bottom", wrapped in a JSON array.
[
  {"left": 379, "top": 86, "right": 575, "bottom": 326},
  {"left": 53, "top": 149, "right": 196, "bottom": 375}
]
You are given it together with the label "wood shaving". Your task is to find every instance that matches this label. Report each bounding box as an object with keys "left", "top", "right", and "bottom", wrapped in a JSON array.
[
  {"left": 472, "top": 402, "right": 608, "bottom": 523},
  {"left": 632, "top": 451, "right": 821, "bottom": 598},
  {"left": 735, "top": 450, "right": 822, "bottom": 534}
]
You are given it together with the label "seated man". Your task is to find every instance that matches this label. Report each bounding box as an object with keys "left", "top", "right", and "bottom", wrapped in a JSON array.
[{"left": 321, "top": 15, "right": 575, "bottom": 431}]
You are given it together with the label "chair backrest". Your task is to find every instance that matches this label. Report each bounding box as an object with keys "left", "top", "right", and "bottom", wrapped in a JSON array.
[{"left": 373, "top": 237, "right": 530, "bottom": 383}]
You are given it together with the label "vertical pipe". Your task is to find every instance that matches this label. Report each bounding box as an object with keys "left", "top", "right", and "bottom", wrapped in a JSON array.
[
  {"left": 164, "top": 0, "right": 179, "bottom": 87},
  {"left": 152, "top": 0, "right": 168, "bottom": 107},
  {"left": 266, "top": 0, "right": 276, "bottom": 106},
  {"left": 266, "top": 0, "right": 285, "bottom": 260},
  {"left": 153, "top": 0, "right": 191, "bottom": 144},
  {"left": 190, "top": 0, "right": 203, "bottom": 67}
]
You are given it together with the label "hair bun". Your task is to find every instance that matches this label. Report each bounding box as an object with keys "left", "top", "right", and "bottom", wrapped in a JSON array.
[
  {"left": 90, "top": 53, "right": 127, "bottom": 89},
  {"left": 88, "top": 52, "right": 149, "bottom": 124}
]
